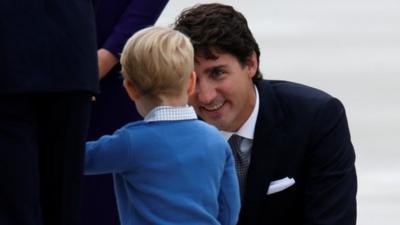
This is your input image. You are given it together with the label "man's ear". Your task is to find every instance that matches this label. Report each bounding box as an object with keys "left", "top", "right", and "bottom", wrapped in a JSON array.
[
  {"left": 123, "top": 79, "right": 141, "bottom": 101},
  {"left": 187, "top": 71, "right": 197, "bottom": 96},
  {"left": 246, "top": 51, "right": 258, "bottom": 78}
]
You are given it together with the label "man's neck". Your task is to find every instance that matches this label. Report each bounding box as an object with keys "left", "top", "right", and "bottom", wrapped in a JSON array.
[{"left": 221, "top": 85, "right": 259, "bottom": 141}]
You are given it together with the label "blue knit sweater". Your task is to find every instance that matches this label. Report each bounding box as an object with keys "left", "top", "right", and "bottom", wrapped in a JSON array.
[{"left": 85, "top": 118, "right": 240, "bottom": 225}]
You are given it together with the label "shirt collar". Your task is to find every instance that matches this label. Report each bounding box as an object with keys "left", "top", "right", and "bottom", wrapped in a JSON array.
[
  {"left": 144, "top": 105, "right": 197, "bottom": 122},
  {"left": 221, "top": 85, "right": 259, "bottom": 141}
]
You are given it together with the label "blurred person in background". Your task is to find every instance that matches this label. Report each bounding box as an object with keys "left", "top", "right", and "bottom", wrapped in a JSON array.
[{"left": 0, "top": 1, "right": 98, "bottom": 225}]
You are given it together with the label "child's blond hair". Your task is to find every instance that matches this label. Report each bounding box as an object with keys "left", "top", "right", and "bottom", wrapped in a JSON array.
[{"left": 120, "top": 26, "right": 194, "bottom": 101}]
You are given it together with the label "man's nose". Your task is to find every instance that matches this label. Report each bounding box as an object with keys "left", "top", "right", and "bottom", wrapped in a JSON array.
[{"left": 196, "top": 80, "right": 217, "bottom": 104}]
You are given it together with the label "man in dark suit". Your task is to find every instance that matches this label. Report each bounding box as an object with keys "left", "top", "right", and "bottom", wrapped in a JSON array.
[
  {"left": 0, "top": 1, "right": 98, "bottom": 225},
  {"left": 174, "top": 3, "right": 357, "bottom": 225}
]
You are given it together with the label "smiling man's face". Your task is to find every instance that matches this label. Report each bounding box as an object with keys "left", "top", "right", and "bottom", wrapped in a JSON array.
[{"left": 190, "top": 51, "right": 257, "bottom": 132}]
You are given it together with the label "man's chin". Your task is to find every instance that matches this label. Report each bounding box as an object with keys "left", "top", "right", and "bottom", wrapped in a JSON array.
[{"left": 204, "top": 118, "right": 228, "bottom": 131}]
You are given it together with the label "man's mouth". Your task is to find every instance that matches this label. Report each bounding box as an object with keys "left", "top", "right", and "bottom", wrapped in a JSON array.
[{"left": 201, "top": 101, "right": 224, "bottom": 112}]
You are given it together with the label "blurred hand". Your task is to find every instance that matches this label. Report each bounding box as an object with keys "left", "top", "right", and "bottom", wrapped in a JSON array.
[{"left": 97, "top": 48, "right": 118, "bottom": 80}]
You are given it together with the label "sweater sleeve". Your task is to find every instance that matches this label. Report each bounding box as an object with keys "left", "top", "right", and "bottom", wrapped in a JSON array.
[
  {"left": 217, "top": 145, "right": 241, "bottom": 225},
  {"left": 84, "top": 128, "right": 133, "bottom": 175}
]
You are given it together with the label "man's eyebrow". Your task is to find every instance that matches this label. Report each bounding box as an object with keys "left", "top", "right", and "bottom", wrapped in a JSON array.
[{"left": 203, "top": 65, "right": 228, "bottom": 73}]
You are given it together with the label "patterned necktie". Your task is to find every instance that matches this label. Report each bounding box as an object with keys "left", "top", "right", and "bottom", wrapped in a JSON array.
[{"left": 228, "top": 134, "right": 251, "bottom": 200}]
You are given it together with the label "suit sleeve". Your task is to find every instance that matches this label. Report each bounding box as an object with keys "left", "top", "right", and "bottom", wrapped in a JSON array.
[
  {"left": 304, "top": 98, "right": 357, "bottom": 225},
  {"left": 102, "top": 0, "right": 169, "bottom": 56},
  {"left": 217, "top": 145, "right": 241, "bottom": 225},
  {"left": 84, "top": 129, "right": 134, "bottom": 175}
]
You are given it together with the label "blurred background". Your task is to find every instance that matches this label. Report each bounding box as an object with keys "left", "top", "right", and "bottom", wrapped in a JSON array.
[{"left": 156, "top": 0, "right": 400, "bottom": 224}]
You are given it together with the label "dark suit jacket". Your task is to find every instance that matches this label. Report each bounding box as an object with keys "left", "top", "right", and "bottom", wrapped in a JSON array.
[
  {"left": 0, "top": 0, "right": 98, "bottom": 94},
  {"left": 238, "top": 80, "right": 357, "bottom": 225}
]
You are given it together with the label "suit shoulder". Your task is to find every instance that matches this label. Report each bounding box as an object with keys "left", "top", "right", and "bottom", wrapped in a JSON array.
[
  {"left": 263, "top": 80, "right": 339, "bottom": 106},
  {"left": 257, "top": 79, "right": 347, "bottom": 120}
]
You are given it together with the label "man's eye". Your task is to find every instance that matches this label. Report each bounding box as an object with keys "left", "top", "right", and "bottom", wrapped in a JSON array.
[{"left": 211, "top": 69, "right": 224, "bottom": 77}]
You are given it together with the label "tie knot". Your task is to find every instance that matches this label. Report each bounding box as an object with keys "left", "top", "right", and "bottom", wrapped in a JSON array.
[{"left": 228, "top": 134, "right": 243, "bottom": 147}]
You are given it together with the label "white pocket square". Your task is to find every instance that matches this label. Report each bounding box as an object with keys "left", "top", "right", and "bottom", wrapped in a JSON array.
[{"left": 267, "top": 177, "right": 295, "bottom": 195}]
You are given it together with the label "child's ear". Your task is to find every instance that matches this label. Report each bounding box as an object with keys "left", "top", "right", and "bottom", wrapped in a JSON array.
[
  {"left": 187, "top": 71, "right": 197, "bottom": 96},
  {"left": 123, "top": 79, "right": 141, "bottom": 101}
]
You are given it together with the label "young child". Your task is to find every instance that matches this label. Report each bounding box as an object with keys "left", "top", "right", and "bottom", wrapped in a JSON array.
[{"left": 84, "top": 26, "right": 240, "bottom": 225}]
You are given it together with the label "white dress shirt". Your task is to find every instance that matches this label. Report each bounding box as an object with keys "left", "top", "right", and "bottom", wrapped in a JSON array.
[{"left": 221, "top": 85, "right": 260, "bottom": 155}]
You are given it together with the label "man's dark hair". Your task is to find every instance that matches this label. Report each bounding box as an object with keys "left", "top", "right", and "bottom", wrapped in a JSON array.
[{"left": 174, "top": 3, "right": 263, "bottom": 81}]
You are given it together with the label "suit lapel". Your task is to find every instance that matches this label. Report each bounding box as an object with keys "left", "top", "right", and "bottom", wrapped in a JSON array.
[{"left": 244, "top": 80, "right": 287, "bottom": 203}]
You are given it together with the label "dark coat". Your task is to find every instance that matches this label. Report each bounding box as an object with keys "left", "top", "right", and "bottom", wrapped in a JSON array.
[
  {"left": 0, "top": 0, "right": 98, "bottom": 93},
  {"left": 238, "top": 80, "right": 357, "bottom": 225}
]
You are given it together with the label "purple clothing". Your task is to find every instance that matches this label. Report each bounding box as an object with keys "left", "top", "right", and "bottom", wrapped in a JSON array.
[{"left": 94, "top": 0, "right": 169, "bottom": 56}]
